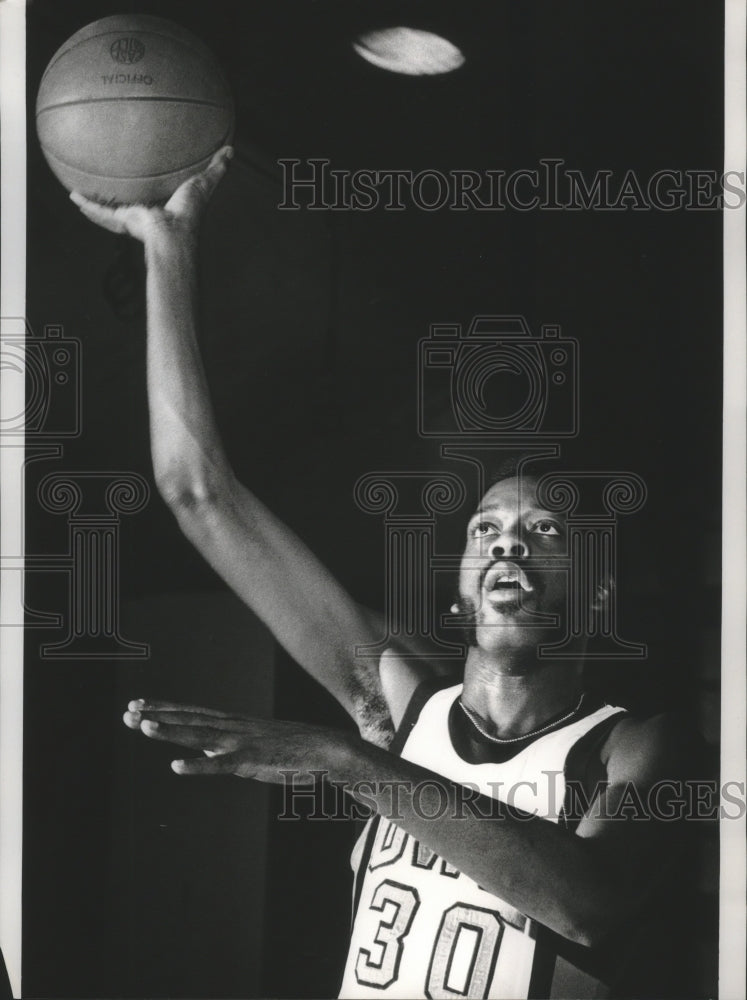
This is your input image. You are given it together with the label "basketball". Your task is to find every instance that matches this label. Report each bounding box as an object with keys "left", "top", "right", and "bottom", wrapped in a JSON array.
[{"left": 36, "top": 15, "right": 234, "bottom": 206}]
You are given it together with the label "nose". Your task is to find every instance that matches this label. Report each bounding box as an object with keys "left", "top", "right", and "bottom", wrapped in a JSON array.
[{"left": 488, "top": 535, "right": 527, "bottom": 559}]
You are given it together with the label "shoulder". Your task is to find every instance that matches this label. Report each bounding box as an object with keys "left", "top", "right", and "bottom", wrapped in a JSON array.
[
  {"left": 378, "top": 648, "right": 457, "bottom": 730},
  {"left": 574, "top": 709, "right": 707, "bottom": 851},
  {"left": 599, "top": 711, "right": 697, "bottom": 786}
]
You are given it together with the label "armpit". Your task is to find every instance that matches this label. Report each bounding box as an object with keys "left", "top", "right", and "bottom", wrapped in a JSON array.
[{"left": 350, "top": 670, "right": 395, "bottom": 748}]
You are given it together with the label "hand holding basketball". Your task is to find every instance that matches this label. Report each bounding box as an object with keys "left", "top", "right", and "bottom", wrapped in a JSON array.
[
  {"left": 37, "top": 14, "right": 234, "bottom": 205},
  {"left": 70, "top": 145, "right": 233, "bottom": 245}
]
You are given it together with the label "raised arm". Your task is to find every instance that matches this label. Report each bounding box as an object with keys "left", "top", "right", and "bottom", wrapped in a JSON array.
[{"left": 71, "top": 150, "right": 429, "bottom": 741}]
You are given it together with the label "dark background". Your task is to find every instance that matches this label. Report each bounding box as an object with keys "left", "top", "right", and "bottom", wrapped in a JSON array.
[{"left": 23, "top": 1, "right": 722, "bottom": 997}]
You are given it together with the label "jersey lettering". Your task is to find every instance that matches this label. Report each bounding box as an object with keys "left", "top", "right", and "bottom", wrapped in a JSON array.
[
  {"left": 355, "top": 880, "right": 420, "bottom": 988},
  {"left": 426, "top": 904, "right": 504, "bottom": 999},
  {"left": 369, "top": 820, "right": 408, "bottom": 871}
]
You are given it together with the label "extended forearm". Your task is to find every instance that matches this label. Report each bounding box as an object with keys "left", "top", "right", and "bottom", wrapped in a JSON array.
[
  {"left": 69, "top": 149, "right": 235, "bottom": 504},
  {"left": 332, "top": 737, "right": 637, "bottom": 947},
  {"left": 144, "top": 232, "right": 232, "bottom": 503}
]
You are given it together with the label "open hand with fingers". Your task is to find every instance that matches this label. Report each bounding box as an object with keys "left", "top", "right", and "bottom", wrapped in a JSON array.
[
  {"left": 69, "top": 145, "right": 233, "bottom": 247},
  {"left": 124, "top": 699, "right": 356, "bottom": 783}
]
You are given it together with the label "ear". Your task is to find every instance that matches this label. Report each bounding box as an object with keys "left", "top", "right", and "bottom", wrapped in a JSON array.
[{"left": 590, "top": 577, "right": 614, "bottom": 613}]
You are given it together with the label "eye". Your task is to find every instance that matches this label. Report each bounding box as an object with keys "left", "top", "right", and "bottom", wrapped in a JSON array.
[
  {"left": 470, "top": 520, "right": 499, "bottom": 538},
  {"left": 531, "top": 519, "right": 561, "bottom": 537}
]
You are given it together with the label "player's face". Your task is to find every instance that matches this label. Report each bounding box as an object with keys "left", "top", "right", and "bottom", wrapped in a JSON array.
[{"left": 457, "top": 476, "right": 569, "bottom": 653}]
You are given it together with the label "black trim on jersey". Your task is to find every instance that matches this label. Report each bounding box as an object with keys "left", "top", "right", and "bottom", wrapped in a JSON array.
[
  {"left": 351, "top": 815, "right": 380, "bottom": 924},
  {"left": 389, "top": 676, "right": 456, "bottom": 756},
  {"left": 560, "top": 711, "right": 628, "bottom": 832},
  {"left": 448, "top": 690, "right": 610, "bottom": 766}
]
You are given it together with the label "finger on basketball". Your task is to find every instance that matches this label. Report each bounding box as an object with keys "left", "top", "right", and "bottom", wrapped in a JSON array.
[
  {"left": 70, "top": 193, "right": 127, "bottom": 233},
  {"left": 199, "top": 145, "right": 234, "bottom": 190},
  {"left": 209, "top": 145, "right": 234, "bottom": 170},
  {"left": 70, "top": 194, "right": 154, "bottom": 240},
  {"left": 165, "top": 147, "right": 232, "bottom": 214}
]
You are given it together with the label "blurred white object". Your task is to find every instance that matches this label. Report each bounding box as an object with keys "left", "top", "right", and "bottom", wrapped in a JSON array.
[{"left": 353, "top": 27, "right": 465, "bottom": 76}]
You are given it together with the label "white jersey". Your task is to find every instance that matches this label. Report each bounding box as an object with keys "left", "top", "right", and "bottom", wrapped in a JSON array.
[{"left": 339, "top": 685, "right": 625, "bottom": 1000}]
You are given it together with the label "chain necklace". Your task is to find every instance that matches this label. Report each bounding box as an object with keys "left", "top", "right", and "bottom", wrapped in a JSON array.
[{"left": 458, "top": 692, "right": 587, "bottom": 744}]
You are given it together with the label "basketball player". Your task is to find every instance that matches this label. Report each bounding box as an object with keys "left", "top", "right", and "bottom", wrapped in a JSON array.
[{"left": 72, "top": 149, "right": 695, "bottom": 998}]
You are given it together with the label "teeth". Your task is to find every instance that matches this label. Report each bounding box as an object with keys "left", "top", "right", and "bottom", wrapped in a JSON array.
[{"left": 484, "top": 563, "right": 533, "bottom": 593}]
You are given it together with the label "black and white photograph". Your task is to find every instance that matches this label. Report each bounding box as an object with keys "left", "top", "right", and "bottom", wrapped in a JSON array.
[{"left": 0, "top": 1, "right": 745, "bottom": 998}]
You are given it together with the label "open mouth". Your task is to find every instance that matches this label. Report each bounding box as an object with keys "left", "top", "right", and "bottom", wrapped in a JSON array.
[
  {"left": 483, "top": 562, "right": 534, "bottom": 595},
  {"left": 485, "top": 584, "right": 527, "bottom": 608},
  {"left": 480, "top": 562, "right": 538, "bottom": 610}
]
